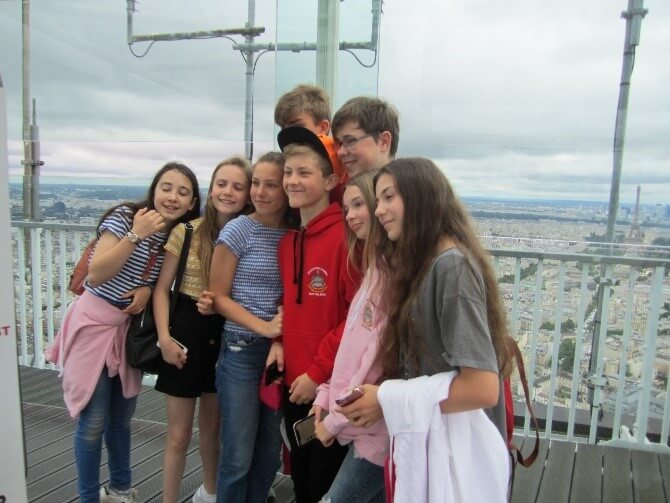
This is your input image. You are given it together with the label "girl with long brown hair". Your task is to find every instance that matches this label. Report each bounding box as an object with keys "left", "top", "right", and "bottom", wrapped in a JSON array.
[
  {"left": 48, "top": 162, "right": 200, "bottom": 503},
  {"left": 338, "top": 157, "right": 511, "bottom": 500}
]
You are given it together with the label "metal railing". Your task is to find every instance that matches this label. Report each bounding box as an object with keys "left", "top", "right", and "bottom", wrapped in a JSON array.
[
  {"left": 11, "top": 220, "right": 96, "bottom": 365},
  {"left": 10, "top": 221, "right": 670, "bottom": 452}
]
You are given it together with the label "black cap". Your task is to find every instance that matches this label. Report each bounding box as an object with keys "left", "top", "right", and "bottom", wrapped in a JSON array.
[{"left": 277, "top": 126, "right": 330, "bottom": 160}]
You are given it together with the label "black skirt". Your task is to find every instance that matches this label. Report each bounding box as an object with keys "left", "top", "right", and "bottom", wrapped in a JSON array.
[{"left": 154, "top": 294, "right": 224, "bottom": 398}]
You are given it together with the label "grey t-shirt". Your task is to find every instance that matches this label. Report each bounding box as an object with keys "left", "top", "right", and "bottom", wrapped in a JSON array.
[{"left": 404, "top": 247, "right": 506, "bottom": 440}]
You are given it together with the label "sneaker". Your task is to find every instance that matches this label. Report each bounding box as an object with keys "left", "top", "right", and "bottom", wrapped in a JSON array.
[
  {"left": 192, "top": 484, "right": 216, "bottom": 503},
  {"left": 99, "top": 486, "right": 139, "bottom": 503}
]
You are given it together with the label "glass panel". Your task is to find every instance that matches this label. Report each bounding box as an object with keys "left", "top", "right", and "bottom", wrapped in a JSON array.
[
  {"left": 274, "top": 0, "right": 381, "bottom": 119},
  {"left": 0, "top": 0, "right": 278, "bottom": 188}
]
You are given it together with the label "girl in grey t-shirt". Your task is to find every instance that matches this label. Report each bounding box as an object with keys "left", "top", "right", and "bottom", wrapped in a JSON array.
[{"left": 337, "top": 157, "right": 512, "bottom": 462}]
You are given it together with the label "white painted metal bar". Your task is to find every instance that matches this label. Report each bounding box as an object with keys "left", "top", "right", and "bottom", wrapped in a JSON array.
[
  {"left": 73, "top": 233, "right": 81, "bottom": 265},
  {"left": 510, "top": 257, "right": 522, "bottom": 338},
  {"left": 589, "top": 265, "right": 613, "bottom": 444},
  {"left": 16, "top": 230, "right": 28, "bottom": 364},
  {"left": 567, "top": 263, "right": 589, "bottom": 440},
  {"left": 634, "top": 266, "right": 665, "bottom": 444},
  {"left": 545, "top": 261, "right": 567, "bottom": 438},
  {"left": 44, "top": 230, "right": 55, "bottom": 346},
  {"left": 524, "top": 259, "right": 544, "bottom": 436},
  {"left": 611, "top": 267, "right": 637, "bottom": 438},
  {"left": 661, "top": 359, "right": 670, "bottom": 446},
  {"left": 30, "top": 227, "right": 44, "bottom": 367},
  {"left": 59, "top": 230, "right": 67, "bottom": 321}
]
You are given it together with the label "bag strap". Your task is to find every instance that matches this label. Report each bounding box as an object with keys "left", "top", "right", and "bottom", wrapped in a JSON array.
[
  {"left": 506, "top": 336, "right": 540, "bottom": 467},
  {"left": 168, "top": 222, "right": 193, "bottom": 317}
]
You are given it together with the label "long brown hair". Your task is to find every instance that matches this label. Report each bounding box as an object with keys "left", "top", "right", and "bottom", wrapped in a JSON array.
[
  {"left": 97, "top": 162, "right": 200, "bottom": 234},
  {"left": 374, "top": 158, "right": 511, "bottom": 380},
  {"left": 197, "top": 157, "right": 252, "bottom": 282},
  {"left": 343, "top": 171, "right": 381, "bottom": 275}
]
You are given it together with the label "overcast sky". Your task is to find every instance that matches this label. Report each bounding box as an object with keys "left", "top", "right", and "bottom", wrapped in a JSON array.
[{"left": 1, "top": 0, "right": 668, "bottom": 204}]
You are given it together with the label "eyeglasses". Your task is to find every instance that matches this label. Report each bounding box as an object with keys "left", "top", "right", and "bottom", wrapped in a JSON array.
[{"left": 335, "top": 133, "right": 376, "bottom": 150}]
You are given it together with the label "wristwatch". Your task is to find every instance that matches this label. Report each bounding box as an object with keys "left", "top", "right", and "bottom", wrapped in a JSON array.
[{"left": 126, "top": 230, "right": 142, "bottom": 244}]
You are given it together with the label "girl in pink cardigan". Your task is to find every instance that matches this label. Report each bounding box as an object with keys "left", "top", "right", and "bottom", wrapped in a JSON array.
[
  {"left": 312, "top": 171, "right": 388, "bottom": 503},
  {"left": 48, "top": 163, "right": 200, "bottom": 503}
]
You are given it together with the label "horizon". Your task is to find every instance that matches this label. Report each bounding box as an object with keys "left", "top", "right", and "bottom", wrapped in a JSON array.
[{"left": 8, "top": 179, "right": 663, "bottom": 209}]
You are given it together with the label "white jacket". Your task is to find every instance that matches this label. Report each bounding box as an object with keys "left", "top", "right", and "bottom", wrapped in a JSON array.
[{"left": 378, "top": 372, "right": 510, "bottom": 503}]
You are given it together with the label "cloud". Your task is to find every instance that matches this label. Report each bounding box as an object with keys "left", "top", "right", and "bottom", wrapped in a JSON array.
[{"left": 2, "top": 0, "right": 669, "bottom": 203}]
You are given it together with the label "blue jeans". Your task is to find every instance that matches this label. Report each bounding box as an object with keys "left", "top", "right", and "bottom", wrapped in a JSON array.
[
  {"left": 322, "top": 444, "right": 385, "bottom": 503},
  {"left": 74, "top": 367, "right": 137, "bottom": 503},
  {"left": 216, "top": 332, "right": 282, "bottom": 503}
]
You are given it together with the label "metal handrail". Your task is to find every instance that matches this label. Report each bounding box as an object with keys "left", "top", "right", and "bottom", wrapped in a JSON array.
[{"left": 9, "top": 220, "right": 670, "bottom": 453}]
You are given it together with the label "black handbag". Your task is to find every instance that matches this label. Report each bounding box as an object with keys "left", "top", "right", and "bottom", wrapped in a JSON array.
[{"left": 126, "top": 222, "right": 193, "bottom": 373}]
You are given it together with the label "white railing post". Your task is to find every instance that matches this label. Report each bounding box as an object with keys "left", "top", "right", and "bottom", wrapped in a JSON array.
[
  {"left": 567, "top": 263, "right": 590, "bottom": 440},
  {"left": 546, "top": 261, "right": 567, "bottom": 437},
  {"left": 611, "top": 267, "right": 637, "bottom": 439},
  {"left": 523, "top": 259, "right": 544, "bottom": 436},
  {"left": 45, "top": 229, "right": 55, "bottom": 346},
  {"left": 29, "top": 227, "right": 44, "bottom": 367},
  {"left": 16, "top": 230, "right": 28, "bottom": 364},
  {"left": 589, "top": 265, "right": 613, "bottom": 444},
  {"left": 634, "top": 266, "right": 664, "bottom": 444},
  {"left": 59, "top": 230, "right": 67, "bottom": 322},
  {"left": 510, "top": 257, "right": 522, "bottom": 338}
]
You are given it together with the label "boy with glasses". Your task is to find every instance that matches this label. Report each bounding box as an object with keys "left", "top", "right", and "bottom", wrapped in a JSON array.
[{"left": 331, "top": 96, "right": 400, "bottom": 178}]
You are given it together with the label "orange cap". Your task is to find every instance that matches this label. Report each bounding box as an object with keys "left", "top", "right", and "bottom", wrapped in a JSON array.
[{"left": 277, "top": 126, "right": 344, "bottom": 178}]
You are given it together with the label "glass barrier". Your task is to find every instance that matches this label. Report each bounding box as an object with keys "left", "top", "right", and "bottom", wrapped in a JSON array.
[{"left": 275, "top": 0, "right": 380, "bottom": 112}]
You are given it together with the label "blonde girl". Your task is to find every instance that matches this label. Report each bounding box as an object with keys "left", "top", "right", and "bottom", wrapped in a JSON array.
[
  {"left": 209, "top": 152, "right": 291, "bottom": 502},
  {"left": 153, "top": 157, "right": 252, "bottom": 503}
]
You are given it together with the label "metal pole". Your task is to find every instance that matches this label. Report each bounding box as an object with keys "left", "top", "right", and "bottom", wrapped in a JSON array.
[
  {"left": 29, "top": 98, "right": 42, "bottom": 220},
  {"left": 316, "top": 0, "right": 339, "bottom": 106},
  {"left": 126, "top": 0, "right": 135, "bottom": 45},
  {"left": 605, "top": 0, "right": 647, "bottom": 244},
  {"left": 22, "top": 0, "right": 33, "bottom": 221},
  {"left": 243, "top": 0, "right": 255, "bottom": 160}
]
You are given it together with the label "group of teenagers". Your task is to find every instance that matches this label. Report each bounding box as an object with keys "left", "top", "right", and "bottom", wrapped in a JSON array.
[{"left": 49, "top": 85, "right": 515, "bottom": 503}]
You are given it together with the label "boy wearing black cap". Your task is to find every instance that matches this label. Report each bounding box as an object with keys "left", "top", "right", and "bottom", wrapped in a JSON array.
[{"left": 267, "top": 126, "right": 360, "bottom": 502}]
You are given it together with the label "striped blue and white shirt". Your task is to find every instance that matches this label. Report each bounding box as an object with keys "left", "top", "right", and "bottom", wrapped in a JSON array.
[
  {"left": 85, "top": 205, "right": 168, "bottom": 307},
  {"left": 216, "top": 215, "right": 286, "bottom": 338}
]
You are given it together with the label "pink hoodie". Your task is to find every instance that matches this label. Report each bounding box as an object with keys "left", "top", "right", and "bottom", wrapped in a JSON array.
[
  {"left": 314, "top": 267, "right": 389, "bottom": 466},
  {"left": 46, "top": 290, "right": 142, "bottom": 418}
]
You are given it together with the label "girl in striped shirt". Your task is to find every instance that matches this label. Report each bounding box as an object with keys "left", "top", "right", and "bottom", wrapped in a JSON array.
[
  {"left": 51, "top": 163, "right": 200, "bottom": 503},
  {"left": 153, "top": 157, "right": 253, "bottom": 503},
  {"left": 208, "top": 152, "right": 292, "bottom": 502}
]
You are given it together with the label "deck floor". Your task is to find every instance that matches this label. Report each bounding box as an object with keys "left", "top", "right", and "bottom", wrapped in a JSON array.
[{"left": 19, "top": 366, "right": 670, "bottom": 502}]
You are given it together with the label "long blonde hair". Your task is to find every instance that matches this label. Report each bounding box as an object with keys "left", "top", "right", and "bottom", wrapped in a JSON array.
[{"left": 197, "top": 157, "right": 252, "bottom": 281}]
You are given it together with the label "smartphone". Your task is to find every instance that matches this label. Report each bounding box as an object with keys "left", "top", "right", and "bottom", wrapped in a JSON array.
[
  {"left": 265, "top": 361, "right": 284, "bottom": 385},
  {"left": 335, "top": 386, "right": 364, "bottom": 407},
  {"left": 155, "top": 337, "right": 188, "bottom": 354},
  {"left": 292, "top": 411, "right": 328, "bottom": 447}
]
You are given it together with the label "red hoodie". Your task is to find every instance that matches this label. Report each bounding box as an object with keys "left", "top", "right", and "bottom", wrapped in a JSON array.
[{"left": 278, "top": 202, "right": 360, "bottom": 386}]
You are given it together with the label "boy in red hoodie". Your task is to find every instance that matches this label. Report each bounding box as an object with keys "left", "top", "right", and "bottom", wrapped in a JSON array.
[{"left": 267, "top": 126, "right": 360, "bottom": 503}]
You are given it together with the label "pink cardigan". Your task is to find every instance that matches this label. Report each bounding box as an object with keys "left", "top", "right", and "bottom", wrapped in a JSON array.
[
  {"left": 46, "top": 291, "right": 142, "bottom": 418},
  {"left": 314, "top": 268, "right": 389, "bottom": 466}
]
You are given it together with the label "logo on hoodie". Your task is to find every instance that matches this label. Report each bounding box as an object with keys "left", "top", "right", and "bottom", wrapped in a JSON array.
[{"left": 307, "top": 267, "right": 328, "bottom": 297}]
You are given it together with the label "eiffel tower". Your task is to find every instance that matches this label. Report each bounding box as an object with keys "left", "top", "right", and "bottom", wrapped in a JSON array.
[{"left": 626, "top": 185, "right": 643, "bottom": 243}]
